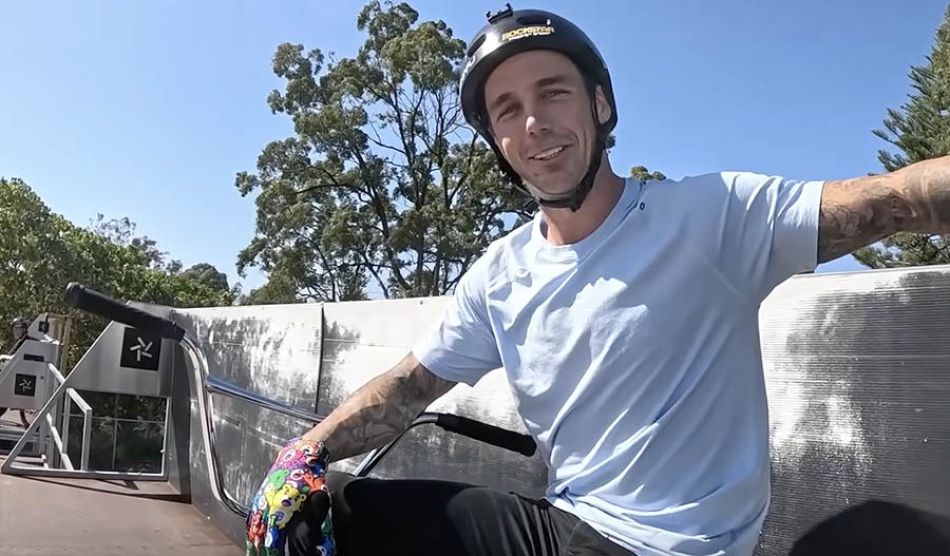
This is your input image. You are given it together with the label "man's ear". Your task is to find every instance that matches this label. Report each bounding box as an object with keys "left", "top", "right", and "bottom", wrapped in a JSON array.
[{"left": 594, "top": 85, "right": 612, "bottom": 125}]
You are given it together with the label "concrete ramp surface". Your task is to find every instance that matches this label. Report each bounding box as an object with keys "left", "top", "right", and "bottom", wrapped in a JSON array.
[{"left": 0, "top": 457, "right": 242, "bottom": 556}]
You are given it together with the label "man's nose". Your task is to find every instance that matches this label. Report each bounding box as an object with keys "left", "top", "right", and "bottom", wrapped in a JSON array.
[{"left": 525, "top": 113, "right": 551, "bottom": 135}]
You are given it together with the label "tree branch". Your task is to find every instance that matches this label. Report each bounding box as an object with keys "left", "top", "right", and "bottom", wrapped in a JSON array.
[
  {"left": 459, "top": 198, "right": 501, "bottom": 273},
  {"left": 295, "top": 165, "right": 360, "bottom": 197},
  {"left": 366, "top": 120, "right": 409, "bottom": 158},
  {"left": 389, "top": 79, "right": 414, "bottom": 169},
  {"left": 409, "top": 89, "right": 431, "bottom": 294},
  {"left": 350, "top": 146, "right": 411, "bottom": 292},
  {"left": 356, "top": 248, "right": 391, "bottom": 298},
  {"left": 450, "top": 133, "right": 480, "bottom": 204}
]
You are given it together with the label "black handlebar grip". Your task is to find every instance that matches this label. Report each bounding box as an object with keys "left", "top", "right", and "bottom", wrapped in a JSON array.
[
  {"left": 435, "top": 413, "right": 536, "bottom": 457},
  {"left": 64, "top": 282, "right": 186, "bottom": 341}
]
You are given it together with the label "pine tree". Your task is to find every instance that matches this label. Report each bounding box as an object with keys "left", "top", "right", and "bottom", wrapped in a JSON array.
[{"left": 854, "top": 5, "right": 950, "bottom": 267}]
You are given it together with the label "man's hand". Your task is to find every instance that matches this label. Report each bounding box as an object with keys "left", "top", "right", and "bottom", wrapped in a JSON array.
[
  {"left": 245, "top": 437, "right": 335, "bottom": 556},
  {"left": 242, "top": 353, "right": 455, "bottom": 554},
  {"left": 818, "top": 155, "right": 950, "bottom": 263}
]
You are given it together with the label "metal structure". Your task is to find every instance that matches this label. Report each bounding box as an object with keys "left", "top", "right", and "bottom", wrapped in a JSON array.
[
  {"left": 0, "top": 314, "right": 87, "bottom": 465},
  {"left": 0, "top": 340, "right": 57, "bottom": 412},
  {"left": 1, "top": 315, "right": 177, "bottom": 480}
]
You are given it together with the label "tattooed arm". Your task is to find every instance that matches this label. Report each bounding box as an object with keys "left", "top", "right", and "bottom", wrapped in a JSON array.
[
  {"left": 300, "top": 352, "right": 457, "bottom": 463},
  {"left": 818, "top": 155, "right": 950, "bottom": 264}
]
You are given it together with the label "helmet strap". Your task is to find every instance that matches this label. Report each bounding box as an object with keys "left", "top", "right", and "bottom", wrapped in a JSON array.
[
  {"left": 533, "top": 130, "right": 605, "bottom": 212},
  {"left": 524, "top": 80, "right": 609, "bottom": 212}
]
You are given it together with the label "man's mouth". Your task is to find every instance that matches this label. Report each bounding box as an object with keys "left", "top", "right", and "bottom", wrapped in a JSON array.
[{"left": 530, "top": 145, "right": 567, "bottom": 161}]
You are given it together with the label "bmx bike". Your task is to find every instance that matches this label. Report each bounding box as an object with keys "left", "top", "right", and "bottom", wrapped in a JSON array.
[{"left": 63, "top": 282, "right": 537, "bottom": 519}]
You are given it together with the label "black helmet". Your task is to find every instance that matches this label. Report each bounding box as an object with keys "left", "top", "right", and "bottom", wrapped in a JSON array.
[
  {"left": 11, "top": 317, "right": 28, "bottom": 328},
  {"left": 460, "top": 4, "right": 617, "bottom": 211}
]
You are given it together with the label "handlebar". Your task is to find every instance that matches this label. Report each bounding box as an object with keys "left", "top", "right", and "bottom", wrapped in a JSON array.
[
  {"left": 435, "top": 413, "right": 535, "bottom": 457},
  {"left": 64, "top": 282, "right": 186, "bottom": 341}
]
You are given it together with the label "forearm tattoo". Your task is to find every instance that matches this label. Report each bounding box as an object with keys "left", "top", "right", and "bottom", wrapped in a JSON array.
[
  {"left": 303, "top": 353, "right": 457, "bottom": 462},
  {"left": 817, "top": 158, "right": 950, "bottom": 263}
]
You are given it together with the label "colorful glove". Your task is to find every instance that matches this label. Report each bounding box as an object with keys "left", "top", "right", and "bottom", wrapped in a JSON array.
[{"left": 245, "top": 437, "right": 336, "bottom": 556}]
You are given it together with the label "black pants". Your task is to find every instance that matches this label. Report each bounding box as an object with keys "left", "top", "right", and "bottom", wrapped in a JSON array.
[{"left": 287, "top": 471, "right": 636, "bottom": 556}]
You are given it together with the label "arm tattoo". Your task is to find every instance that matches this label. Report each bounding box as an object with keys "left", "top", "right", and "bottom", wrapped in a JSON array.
[
  {"left": 302, "top": 353, "right": 457, "bottom": 462},
  {"left": 817, "top": 173, "right": 910, "bottom": 264},
  {"left": 817, "top": 158, "right": 950, "bottom": 264}
]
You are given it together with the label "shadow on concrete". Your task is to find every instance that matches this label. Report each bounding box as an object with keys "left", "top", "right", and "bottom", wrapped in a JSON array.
[
  {"left": 790, "top": 500, "right": 950, "bottom": 556},
  {"left": 15, "top": 475, "right": 189, "bottom": 502}
]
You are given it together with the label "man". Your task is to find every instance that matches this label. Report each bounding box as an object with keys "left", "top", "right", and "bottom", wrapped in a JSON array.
[
  {"left": 8, "top": 318, "right": 31, "bottom": 355},
  {"left": 245, "top": 5, "right": 950, "bottom": 556}
]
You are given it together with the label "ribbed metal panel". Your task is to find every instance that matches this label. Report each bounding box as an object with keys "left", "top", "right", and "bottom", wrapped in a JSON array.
[{"left": 757, "top": 266, "right": 950, "bottom": 555}]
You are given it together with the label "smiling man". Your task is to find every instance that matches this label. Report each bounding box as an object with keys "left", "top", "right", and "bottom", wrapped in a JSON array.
[{"left": 245, "top": 5, "right": 950, "bottom": 556}]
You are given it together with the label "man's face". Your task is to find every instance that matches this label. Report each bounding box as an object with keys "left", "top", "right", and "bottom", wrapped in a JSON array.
[
  {"left": 12, "top": 324, "right": 26, "bottom": 340},
  {"left": 483, "top": 49, "right": 611, "bottom": 200}
]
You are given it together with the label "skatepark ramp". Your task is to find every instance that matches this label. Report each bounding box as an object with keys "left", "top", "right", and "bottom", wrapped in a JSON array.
[{"left": 1, "top": 265, "right": 949, "bottom": 555}]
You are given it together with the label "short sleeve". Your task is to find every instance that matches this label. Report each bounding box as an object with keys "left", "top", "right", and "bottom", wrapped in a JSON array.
[
  {"left": 411, "top": 255, "right": 502, "bottom": 386},
  {"left": 707, "top": 172, "right": 825, "bottom": 301}
]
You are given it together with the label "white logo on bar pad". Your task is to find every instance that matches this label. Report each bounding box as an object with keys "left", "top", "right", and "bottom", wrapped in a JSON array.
[{"left": 129, "top": 337, "right": 154, "bottom": 362}]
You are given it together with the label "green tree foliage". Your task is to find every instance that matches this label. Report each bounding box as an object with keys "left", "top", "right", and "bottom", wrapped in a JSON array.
[
  {"left": 239, "top": 270, "right": 301, "bottom": 306},
  {"left": 179, "top": 262, "right": 231, "bottom": 295},
  {"left": 89, "top": 214, "right": 182, "bottom": 273},
  {"left": 854, "top": 6, "right": 950, "bottom": 267},
  {"left": 630, "top": 165, "right": 667, "bottom": 182},
  {"left": 236, "top": 1, "right": 534, "bottom": 302},
  {"left": 0, "top": 177, "right": 232, "bottom": 365}
]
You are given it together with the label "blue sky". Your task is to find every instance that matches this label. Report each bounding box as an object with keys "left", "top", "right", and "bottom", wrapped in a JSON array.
[{"left": 1, "top": 0, "right": 946, "bottom": 294}]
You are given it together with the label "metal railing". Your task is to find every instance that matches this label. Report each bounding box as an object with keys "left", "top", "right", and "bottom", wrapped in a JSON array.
[
  {"left": 1, "top": 359, "right": 168, "bottom": 481},
  {"left": 46, "top": 363, "right": 93, "bottom": 471},
  {"left": 205, "top": 374, "right": 326, "bottom": 426},
  {"left": 0, "top": 362, "right": 93, "bottom": 471}
]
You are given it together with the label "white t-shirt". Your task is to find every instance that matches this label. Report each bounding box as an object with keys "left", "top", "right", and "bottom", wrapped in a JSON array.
[{"left": 413, "top": 172, "right": 824, "bottom": 556}]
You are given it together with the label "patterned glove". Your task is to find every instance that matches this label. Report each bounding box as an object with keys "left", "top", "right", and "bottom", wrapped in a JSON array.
[{"left": 245, "top": 437, "right": 336, "bottom": 556}]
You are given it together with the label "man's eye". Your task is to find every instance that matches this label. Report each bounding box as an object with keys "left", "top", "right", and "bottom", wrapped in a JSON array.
[{"left": 545, "top": 89, "right": 567, "bottom": 98}]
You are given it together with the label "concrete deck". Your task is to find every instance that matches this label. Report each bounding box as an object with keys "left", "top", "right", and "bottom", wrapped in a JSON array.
[{"left": 0, "top": 457, "right": 243, "bottom": 556}]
